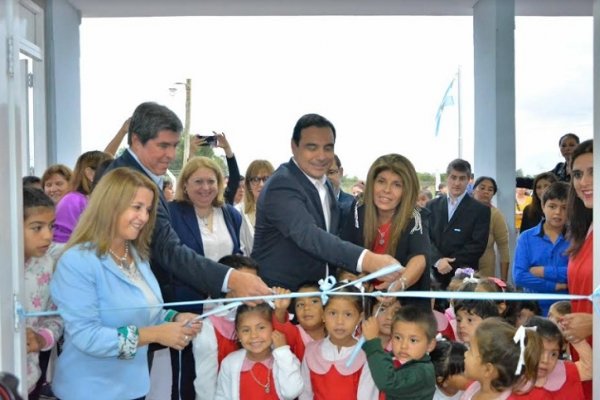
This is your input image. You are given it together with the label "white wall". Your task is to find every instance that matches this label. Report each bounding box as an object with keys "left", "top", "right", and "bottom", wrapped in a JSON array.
[{"left": 45, "top": 0, "right": 81, "bottom": 167}]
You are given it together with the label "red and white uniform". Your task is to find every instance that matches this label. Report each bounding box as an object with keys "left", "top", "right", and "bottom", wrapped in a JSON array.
[
  {"left": 272, "top": 313, "right": 316, "bottom": 361},
  {"left": 192, "top": 308, "right": 239, "bottom": 400},
  {"left": 300, "top": 337, "right": 378, "bottom": 400},
  {"left": 511, "top": 360, "right": 584, "bottom": 400},
  {"left": 434, "top": 309, "right": 456, "bottom": 341},
  {"left": 215, "top": 347, "right": 304, "bottom": 400}
]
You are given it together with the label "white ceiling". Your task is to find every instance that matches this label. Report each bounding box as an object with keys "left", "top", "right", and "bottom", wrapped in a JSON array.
[{"left": 67, "top": 0, "right": 593, "bottom": 18}]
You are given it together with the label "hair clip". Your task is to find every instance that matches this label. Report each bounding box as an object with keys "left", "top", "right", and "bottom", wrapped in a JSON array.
[
  {"left": 513, "top": 325, "right": 537, "bottom": 375},
  {"left": 435, "top": 333, "right": 446, "bottom": 342},
  {"left": 455, "top": 267, "right": 475, "bottom": 278},
  {"left": 488, "top": 277, "right": 507, "bottom": 290}
]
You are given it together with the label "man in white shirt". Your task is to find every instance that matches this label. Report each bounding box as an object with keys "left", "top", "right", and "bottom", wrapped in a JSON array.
[
  {"left": 252, "top": 113, "right": 398, "bottom": 290},
  {"left": 425, "top": 159, "right": 490, "bottom": 289}
]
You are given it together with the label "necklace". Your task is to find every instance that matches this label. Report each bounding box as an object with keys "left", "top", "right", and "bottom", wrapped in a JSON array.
[
  {"left": 196, "top": 208, "right": 214, "bottom": 230},
  {"left": 249, "top": 365, "right": 271, "bottom": 394},
  {"left": 108, "top": 242, "right": 129, "bottom": 267},
  {"left": 108, "top": 242, "right": 140, "bottom": 280},
  {"left": 377, "top": 223, "right": 392, "bottom": 245}
]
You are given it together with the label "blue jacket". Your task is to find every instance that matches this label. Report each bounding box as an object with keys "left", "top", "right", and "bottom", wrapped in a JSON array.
[
  {"left": 50, "top": 244, "right": 168, "bottom": 400},
  {"left": 513, "top": 221, "right": 570, "bottom": 316},
  {"left": 168, "top": 200, "right": 242, "bottom": 312}
]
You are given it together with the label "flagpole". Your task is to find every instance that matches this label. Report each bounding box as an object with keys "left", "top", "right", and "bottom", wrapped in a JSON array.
[{"left": 457, "top": 66, "right": 463, "bottom": 159}]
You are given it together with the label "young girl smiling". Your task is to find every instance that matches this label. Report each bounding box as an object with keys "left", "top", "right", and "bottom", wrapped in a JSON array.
[{"left": 215, "top": 303, "right": 303, "bottom": 400}]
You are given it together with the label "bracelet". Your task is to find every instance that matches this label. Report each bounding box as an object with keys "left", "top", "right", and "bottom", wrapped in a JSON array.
[
  {"left": 164, "top": 309, "right": 179, "bottom": 322},
  {"left": 398, "top": 277, "right": 408, "bottom": 291}
]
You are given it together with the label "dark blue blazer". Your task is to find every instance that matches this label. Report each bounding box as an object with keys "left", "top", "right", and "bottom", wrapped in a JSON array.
[
  {"left": 338, "top": 189, "right": 355, "bottom": 208},
  {"left": 336, "top": 189, "right": 355, "bottom": 226},
  {"left": 252, "top": 159, "right": 364, "bottom": 290},
  {"left": 168, "top": 201, "right": 242, "bottom": 312},
  {"left": 425, "top": 194, "right": 490, "bottom": 288},
  {"left": 103, "top": 150, "right": 230, "bottom": 300}
]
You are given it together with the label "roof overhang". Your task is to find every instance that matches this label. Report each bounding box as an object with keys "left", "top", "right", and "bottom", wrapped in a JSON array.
[{"left": 67, "top": 0, "right": 593, "bottom": 18}]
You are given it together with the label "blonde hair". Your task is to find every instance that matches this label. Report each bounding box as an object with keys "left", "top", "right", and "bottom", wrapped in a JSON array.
[
  {"left": 65, "top": 168, "right": 158, "bottom": 260},
  {"left": 243, "top": 159, "right": 274, "bottom": 214},
  {"left": 175, "top": 156, "right": 225, "bottom": 207},
  {"left": 362, "top": 153, "right": 420, "bottom": 255},
  {"left": 69, "top": 151, "right": 113, "bottom": 195}
]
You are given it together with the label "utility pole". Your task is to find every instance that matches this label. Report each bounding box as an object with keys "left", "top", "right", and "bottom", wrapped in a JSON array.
[{"left": 171, "top": 78, "right": 192, "bottom": 166}]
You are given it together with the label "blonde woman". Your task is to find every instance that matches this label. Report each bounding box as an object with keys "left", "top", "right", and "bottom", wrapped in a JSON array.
[
  {"left": 237, "top": 159, "right": 274, "bottom": 255},
  {"left": 50, "top": 168, "right": 200, "bottom": 400},
  {"left": 169, "top": 156, "right": 243, "bottom": 399},
  {"left": 340, "top": 153, "right": 431, "bottom": 310}
]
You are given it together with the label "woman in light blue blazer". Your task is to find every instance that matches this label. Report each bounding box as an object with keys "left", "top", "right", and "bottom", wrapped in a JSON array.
[{"left": 50, "top": 168, "right": 201, "bottom": 400}]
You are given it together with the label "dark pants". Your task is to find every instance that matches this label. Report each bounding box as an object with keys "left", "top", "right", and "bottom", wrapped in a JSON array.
[{"left": 170, "top": 343, "right": 196, "bottom": 400}]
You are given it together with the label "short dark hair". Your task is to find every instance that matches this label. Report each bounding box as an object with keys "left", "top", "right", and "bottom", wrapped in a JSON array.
[
  {"left": 235, "top": 303, "right": 273, "bottom": 332},
  {"left": 218, "top": 254, "right": 259, "bottom": 274},
  {"left": 326, "top": 283, "right": 363, "bottom": 313},
  {"left": 473, "top": 176, "right": 498, "bottom": 194},
  {"left": 559, "top": 132, "right": 580, "bottom": 146},
  {"left": 524, "top": 316, "right": 564, "bottom": 355},
  {"left": 446, "top": 158, "right": 471, "bottom": 176},
  {"left": 542, "top": 181, "right": 569, "bottom": 205},
  {"left": 454, "top": 299, "right": 499, "bottom": 320},
  {"left": 23, "top": 187, "right": 54, "bottom": 219},
  {"left": 393, "top": 306, "right": 437, "bottom": 341},
  {"left": 333, "top": 154, "right": 342, "bottom": 168},
  {"left": 292, "top": 113, "right": 336, "bottom": 146},
  {"left": 430, "top": 340, "right": 468, "bottom": 384},
  {"left": 23, "top": 176, "right": 41, "bottom": 188},
  {"left": 128, "top": 102, "right": 183, "bottom": 146}
]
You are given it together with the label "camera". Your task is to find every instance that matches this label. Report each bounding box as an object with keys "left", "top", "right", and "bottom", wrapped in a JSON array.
[{"left": 195, "top": 134, "right": 217, "bottom": 147}]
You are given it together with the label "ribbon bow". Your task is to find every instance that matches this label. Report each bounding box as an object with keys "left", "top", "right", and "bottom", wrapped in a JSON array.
[
  {"left": 513, "top": 325, "right": 537, "bottom": 375},
  {"left": 462, "top": 273, "right": 479, "bottom": 284},
  {"left": 318, "top": 276, "right": 337, "bottom": 305}
]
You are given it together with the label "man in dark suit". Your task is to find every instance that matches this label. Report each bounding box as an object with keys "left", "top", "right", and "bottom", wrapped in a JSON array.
[
  {"left": 104, "top": 102, "right": 270, "bottom": 302},
  {"left": 327, "top": 154, "right": 355, "bottom": 222},
  {"left": 426, "top": 159, "right": 490, "bottom": 289},
  {"left": 252, "top": 113, "right": 398, "bottom": 290}
]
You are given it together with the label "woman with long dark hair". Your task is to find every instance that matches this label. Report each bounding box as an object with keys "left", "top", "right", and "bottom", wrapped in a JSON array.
[{"left": 561, "top": 139, "right": 593, "bottom": 400}]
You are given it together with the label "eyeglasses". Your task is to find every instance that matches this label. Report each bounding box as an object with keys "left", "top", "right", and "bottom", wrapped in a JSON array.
[
  {"left": 327, "top": 169, "right": 339, "bottom": 176},
  {"left": 249, "top": 176, "right": 270, "bottom": 185}
]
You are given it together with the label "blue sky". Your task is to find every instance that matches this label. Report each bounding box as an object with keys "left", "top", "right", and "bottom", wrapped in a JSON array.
[{"left": 80, "top": 16, "right": 592, "bottom": 179}]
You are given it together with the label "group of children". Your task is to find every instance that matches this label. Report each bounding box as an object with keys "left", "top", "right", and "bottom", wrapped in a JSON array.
[
  {"left": 186, "top": 255, "right": 592, "bottom": 400},
  {"left": 21, "top": 187, "right": 592, "bottom": 400}
]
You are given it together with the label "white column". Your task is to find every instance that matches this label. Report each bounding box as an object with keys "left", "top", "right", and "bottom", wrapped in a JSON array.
[
  {"left": 473, "top": 0, "right": 516, "bottom": 278},
  {"left": 0, "top": 0, "right": 28, "bottom": 394},
  {"left": 45, "top": 0, "right": 82, "bottom": 167}
]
